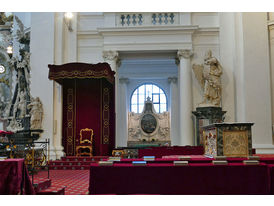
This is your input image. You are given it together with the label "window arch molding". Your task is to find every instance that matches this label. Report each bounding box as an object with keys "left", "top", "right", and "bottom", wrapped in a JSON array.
[{"left": 130, "top": 82, "right": 168, "bottom": 113}]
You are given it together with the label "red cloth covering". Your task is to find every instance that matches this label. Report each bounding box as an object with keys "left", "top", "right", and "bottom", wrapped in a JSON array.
[
  {"left": 138, "top": 146, "right": 204, "bottom": 158},
  {"left": 0, "top": 159, "right": 35, "bottom": 195},
  {"left": 0, "top": 130, "right": 13, "bottom": 136},
  {"left": 267, "top": 164, "right": 274, "bottom": 194},
  {"left": 89, "top": 162, "right": 270, "bottom": 195},
  {"left": 48, "top": 62, "right": 115, "bottom": 84}
]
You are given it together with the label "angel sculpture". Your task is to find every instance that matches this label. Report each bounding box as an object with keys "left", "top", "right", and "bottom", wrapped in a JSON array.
[{"left": 192, "top": 50, "right": 223, "bottom": 107}]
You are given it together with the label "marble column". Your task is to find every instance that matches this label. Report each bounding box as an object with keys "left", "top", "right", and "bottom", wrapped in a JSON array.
[
  {"left": 168, "top": 77, "right": 179, "bottom": 145},
  {"left": 103, "top": 51, "right": 120, "bottom": 147},
  {"left": 119, "top": 78, "right": 129, "bottom": 147},
  {"left": 177, "top": 49, "right": 194, "bottom": 146}
]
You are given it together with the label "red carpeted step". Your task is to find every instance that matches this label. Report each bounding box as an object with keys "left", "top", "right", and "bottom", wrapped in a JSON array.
[
  {"left": 33, "top": 177, "right": 51, "bottom": 193},
  {"left": 49, "top": 165, "right": 90, "bottom": 170},
  {"left": 61, "top": 156, "right": 108, "bottom": 162},
  {"left": 50, "top": 161, "right": 92, "bottom": 166},
  {"left": 36, "top": 184, "right": 66, "bottom": 195}
]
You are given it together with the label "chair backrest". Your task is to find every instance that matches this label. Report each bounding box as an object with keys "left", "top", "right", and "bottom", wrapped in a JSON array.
[{"left": 80, "top": 128, "right": 93, "bottom": 144}]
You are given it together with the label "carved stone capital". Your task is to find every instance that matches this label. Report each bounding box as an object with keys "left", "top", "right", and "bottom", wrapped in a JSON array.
[
  {"left": 168, "top": 77, "right": 177, "bottom": 84},
  {"left": 119, "top": 77, "right": 129, "bottom": 84},
  {"left": 102, "top": 51, "right": 119, "bottom": 62},
  {"left": 177, "top": 49, "right": 193, "bottom": 60}
]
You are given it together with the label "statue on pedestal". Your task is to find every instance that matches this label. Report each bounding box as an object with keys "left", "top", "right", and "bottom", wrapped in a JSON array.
[
  {"left": 192, "top": 50, "right": 226, "bottom": 146},
  {"left": 27, "top": 97, "right": 43, "bottom": 130},
  {"left": 192, "top": 50, "right": 223, "bottom": 107}
]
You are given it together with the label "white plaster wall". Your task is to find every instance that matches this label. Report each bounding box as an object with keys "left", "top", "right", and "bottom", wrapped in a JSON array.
[
  {"left": 30, "top": 12, "right": 56, "bottom": 158},
  {"left": 191, "top": 13, "right": 219, "bottom": 28},
  {"left": 234, "top": 13, "right": 273, "bottom": 152},
  {"left": 268, "top": 12, "right": 274, "bottom": 143}
]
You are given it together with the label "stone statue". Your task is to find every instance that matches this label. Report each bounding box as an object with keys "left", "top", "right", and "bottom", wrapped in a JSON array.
[
  {"left": 192, "top": 50, "right": 223, "bottom": 107},
  {"left": 18, "top": 90, "right": 27, "bottom": 118},
  {"left": 27, "top": 97, "right": 43, "bottom": 130}
]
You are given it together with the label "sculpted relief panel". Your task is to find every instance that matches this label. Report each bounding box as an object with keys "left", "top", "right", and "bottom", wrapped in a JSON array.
[{"left": 128, "top": 97, "right": 171, "bottom": 145}]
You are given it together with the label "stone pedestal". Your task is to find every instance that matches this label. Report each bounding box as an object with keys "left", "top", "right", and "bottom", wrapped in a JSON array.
[
  {"left": 192, "top": 107, "right": 226, "bottom": 146},
  {"left": 202, "top": 123, "right": 254, "bottom": 157}
]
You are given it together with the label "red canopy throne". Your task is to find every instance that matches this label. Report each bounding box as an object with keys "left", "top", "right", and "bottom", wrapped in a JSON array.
[{"left": 48, "top": 62, "right": 115, "bottom": 156}]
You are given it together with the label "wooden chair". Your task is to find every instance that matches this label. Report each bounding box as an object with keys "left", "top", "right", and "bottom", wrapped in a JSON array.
[{"left": 76, "top": 128, "right": 93, "bottom": 157}]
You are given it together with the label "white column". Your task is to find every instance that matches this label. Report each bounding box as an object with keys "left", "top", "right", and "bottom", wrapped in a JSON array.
[
  {"left": 177, "top": 50, "right": 194, "bottom": 146},
  {"left": 168, "top": 77, "right": 179, "bottom": 145},
  {"left": 30, "top": 12, "right": 56, "bottom": 159},
  {"left": 118, "top": 78, "right": 129, "bottom": 147},
  {"left": 103, "top": 51, "right": 120, "bottom": 147}
]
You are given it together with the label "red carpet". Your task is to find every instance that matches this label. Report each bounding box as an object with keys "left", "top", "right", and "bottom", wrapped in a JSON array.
[{"left": 35, "top": 170, "right": 89, "bottom": 195}]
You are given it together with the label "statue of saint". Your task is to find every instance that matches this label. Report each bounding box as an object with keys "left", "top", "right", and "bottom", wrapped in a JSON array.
[
  {"left": 192, "top": 50, "right": 223, "bottom": 107},
  {"left": 27, "top": 97, "right": 43, "bottom": 130},
  {"left": 18, "top": 90, "right": 27, "bottom": 118}
]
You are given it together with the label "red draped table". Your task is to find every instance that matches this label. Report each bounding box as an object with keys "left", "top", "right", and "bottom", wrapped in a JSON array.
[
  {"left": 89, "top": 162, "right": 269, "bottom": 195},
  {"left": 0, "top": 159, "right": 35, "bottom": 195}
]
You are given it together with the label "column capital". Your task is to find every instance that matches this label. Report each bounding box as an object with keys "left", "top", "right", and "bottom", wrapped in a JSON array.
[
  {"left": 119, "top": 77, "right": 129, "bottom": 84},
  {"left": 168, "top": 77, "right": 177, "bottom": 84},
  {"left": 103, "top": 50, "right": 119, "bottom": 62},
  {"left": 177, "top": 49, "right": 193, "bottom": 60}
]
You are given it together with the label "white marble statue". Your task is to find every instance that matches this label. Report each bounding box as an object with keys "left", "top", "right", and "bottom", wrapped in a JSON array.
[
  {"left": 192, "top": 50, "right": 223, "bottom": 107},
  {"left": 27, "top": 97, "right": 43, "bottom": 130}
]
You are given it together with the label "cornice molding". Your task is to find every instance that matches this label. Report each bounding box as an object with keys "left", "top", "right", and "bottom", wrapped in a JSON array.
[{"left": 97, "top": 25, "right": 199, "bottom": 35}]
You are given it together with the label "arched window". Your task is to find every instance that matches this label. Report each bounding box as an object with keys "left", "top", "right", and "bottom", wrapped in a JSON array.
[{"left": 131, "top": 83, "right": 167, "bottom": 113}]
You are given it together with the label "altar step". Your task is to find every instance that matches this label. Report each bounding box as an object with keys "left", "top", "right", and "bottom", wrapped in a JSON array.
[
  {"left": 36, "top": 184, "right": 66, "bottom": 195},
  {"left": 49, "top": 165, "right": 90, "bottom": 170},
  {"left": 61, "top": 156, "right": 108, "bottom": 162},
  {"left": 33, "top": 177, "right": 66, "bottom": 195},
  {"left": 49, "top": 156, "right": 108, "bottom": 170}
]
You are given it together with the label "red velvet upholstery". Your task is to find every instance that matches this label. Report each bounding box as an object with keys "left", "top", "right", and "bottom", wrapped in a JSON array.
[
  {"left": 138, "top": 146, "right": 204, "bottom": 158},
  {"left": 0, "top": 159, "right": 35, "bottom": 195},
  {"left": 89, "top": 162, "right": 269, "bottom": 195}
]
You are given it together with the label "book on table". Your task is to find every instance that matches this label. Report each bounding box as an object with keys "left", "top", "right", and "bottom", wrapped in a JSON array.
[
  {"left": 173, "top": 161, "right": 189, "bottom": 166},
  {"left": 108, "top": 157, "right": 121, "bottom": 161},
  {"left": 132, "top": 161, "right": 147, "bottom": 166},
  {"left": 143, "top": 156, "right": 155, "bottom": 161},
  {"left": 98, "top": 161, "right": 113, "bottom": 166},
  {"left": 243, "top": 160, "right": 259, "bottom": 165},
  {"left": 212, "top": 160, "right": 228, "bottom": 165}
]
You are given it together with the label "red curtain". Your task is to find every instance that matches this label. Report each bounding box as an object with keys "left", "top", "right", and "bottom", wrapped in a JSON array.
[{"left": 62, "top": 78, "right": 115, "bottom": 156}]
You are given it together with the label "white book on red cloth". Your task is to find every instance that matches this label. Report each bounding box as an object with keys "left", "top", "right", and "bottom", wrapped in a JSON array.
[
  {"left": 243, "top": 160, "right": 259, "bottom": 165},
  {"left": 212, "top": 160, "right": 228, "bottom": 165},
  {"left": 108, "top": 157, "right": 121, "bottom": 161},
  {"left": 173, "top": 161, "right": 189, "bottom": 166},
  {"left": 0, "top": 156, "right": 7, "bottom": 160},
  {"left": 143, "top": 156, "right": 155, "bottom": 161},
  {"left": 132, "top": 161, "right": 147, "bottom": 166},
  {"left": 98, "top": 161, "right": 113, "bottom": 166}
]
